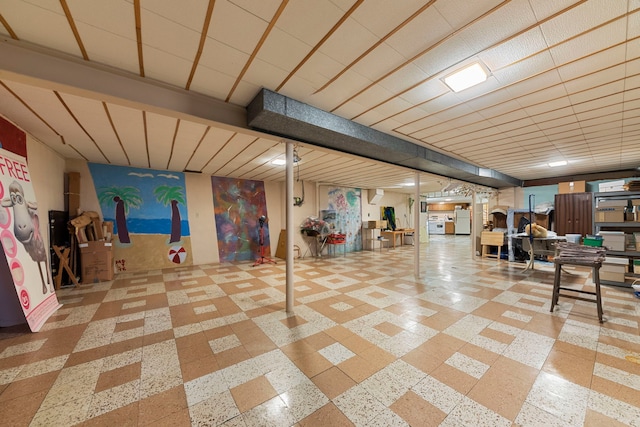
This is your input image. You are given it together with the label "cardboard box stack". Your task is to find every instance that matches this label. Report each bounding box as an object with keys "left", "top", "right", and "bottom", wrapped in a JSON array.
[{"left": 79, "top": 218, "right": 115, "bottom": 283}]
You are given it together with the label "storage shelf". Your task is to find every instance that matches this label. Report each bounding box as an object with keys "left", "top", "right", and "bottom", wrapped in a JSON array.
[
  {"left": 593, "top": 191, "right": 640, "bottom": 289},
  {"left": 595, "top": 222, "right": 640, "bottom": 228}
]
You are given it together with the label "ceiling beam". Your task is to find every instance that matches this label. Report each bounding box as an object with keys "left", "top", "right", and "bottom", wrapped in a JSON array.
[
  {"left": 247, "top": 89, "right": 522, "bottom": 189},
  {"left": 0, "top": 39, "right": 247, "bottom": 131}
]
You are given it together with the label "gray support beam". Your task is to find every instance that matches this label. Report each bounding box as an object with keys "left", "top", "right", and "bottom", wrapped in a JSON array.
[
  {"left": 248, "top": 89, "right": 522, "bottom": 189},
  {"left": 0, "top": 39, "right": 247, "bottom": 130}
]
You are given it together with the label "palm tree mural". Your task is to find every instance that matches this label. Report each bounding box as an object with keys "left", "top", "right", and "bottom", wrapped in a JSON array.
[
  {"left": 98, "top": 186, "right": 143, "bottom": 244},
  {"left": 153, "top": 185, "right": 185, "bottom": 243}
]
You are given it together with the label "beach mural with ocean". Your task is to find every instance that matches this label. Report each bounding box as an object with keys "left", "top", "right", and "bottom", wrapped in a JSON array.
[{"left": 88, "top": 163, "right": 192, "bottom": 272}]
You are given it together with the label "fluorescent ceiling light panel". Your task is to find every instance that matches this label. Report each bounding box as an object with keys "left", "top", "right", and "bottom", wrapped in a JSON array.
[
  {"left": 444, "top": 62, "right": 488, "bottom": 92},
  {"left": 548, "top": 160, "right": 567, "bottom": 167},
  {"left": 271, "top": 158, "right": 286, "bottom": 165}
]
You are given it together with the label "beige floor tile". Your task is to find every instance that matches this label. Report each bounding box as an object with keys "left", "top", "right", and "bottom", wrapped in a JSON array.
[
  {"left": 231, "top": 376, "right": 278, "bottom": 413},
  {"left": 311, "top": 366, "right": 356, "bottom": 399},
  {"left": 583, "top": 408, "right": 632, "bottom": 427},
  {"left": 298, "top": 402, "right": 354, "bottom": 427},
  {"left": 467, "top": 357, "right": 538, "bottom": 420},
  {"left": 390, "top": 390, "right": 447, "bottom": 426},
  {"left": 82, "top": 401, "right": 139, "bottom": 426},
  {"left": 430, "top": 362, "right": 479, "bottom": 395},
  {"left": 137, "top": 385, "right": 188, "bottom": 425},
  {"left": 542, "top": 347, "right": 595, "bottom": 388},
  {"left": 95, "top": 362, "right": 142, "bottom": 393},
  {"left": 292, "top": 352, "right": 333, "bottom": 378}
]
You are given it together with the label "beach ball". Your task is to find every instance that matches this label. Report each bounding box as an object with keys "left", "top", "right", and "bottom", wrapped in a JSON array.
[{"left": 168, "top": 246, "right": 186, "bottom": 264}]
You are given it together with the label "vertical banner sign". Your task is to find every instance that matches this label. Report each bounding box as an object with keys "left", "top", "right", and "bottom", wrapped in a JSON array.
[{"left": 0, "top": 148, "right": 60, "bottom": 331}]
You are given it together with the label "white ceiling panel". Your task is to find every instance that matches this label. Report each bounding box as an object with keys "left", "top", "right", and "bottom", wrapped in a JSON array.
[
  {"left": 0, "top": 0, "right": 638, "bottom": 191},
  {"left": 538, "top": 0, "right": 627, "bottom": 46},
  {"left": 106, "top": 104, "right": 148, "bottom": 169},
  {"left": 57, "top": 94, "right": 129, "bottom": 165}
]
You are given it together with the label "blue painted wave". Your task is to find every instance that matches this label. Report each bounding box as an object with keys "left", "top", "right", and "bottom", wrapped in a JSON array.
[{"left": 106, "top": 217, "right": 191, "bottom": 236}]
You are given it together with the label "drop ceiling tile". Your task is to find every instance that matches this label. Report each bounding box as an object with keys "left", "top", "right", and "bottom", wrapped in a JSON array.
[
  {"left": 198, "top": 39, "right": 250, "bottom": 77},
  {"left": 293, "top": 51, "right": 344, "bottom": 88},
  {"left": 141, "top": 7, "right": 201, "bottom": 61},
  {"left": 539, "top": 0, "right": 627, "bottom": 45},
  {"left": 142, "top": 46, "right": 194, "bottom": 89},
  {"left": 351, "top": 43, "right": 407, "bottom": 82},
  {"left": 146, "top": 113, "right": 178, "bottom": 170},
  {"left": 352, "top": 0, "right": 431, "bottom": 39},
  {"left": 107, "top": 104, "right": 148, "bottom": 169},
  {"left": 258, "top": 27, "right": 314, "bottom": 71},
  {"left": 189, "top": 65, "right": 239, "bottom": 101},
  {"left": 67, "top": 0, "right": 133, "bottom": 35},
  {"left": 166, "top": 121, "right": 210, "bottom": 172},
  {"left": 209, "top": 0, "right": 268, "bottom": 54},
  {"left": 75, "top": 23, "right": 139, "bottom": 75},
  {"left": 1, "top": 0, "right": 82, "bottom": 57},
  {"left": 570, "top": 89, "right": 624, "bottom": 111},
  {"left": 563, "top": 65, "right": 626, "bottom": 96},
  {"left": 492, "top": 50, "right": 557, "bottom": 87},
  {"left": 480, "top": 27, "right": 548, "bottom": 71},
  {"left": 549, "top": 20, "right": 627, "bottom": 66},
  {"left": 277, "top": 0, "right": 349, "bottom": 45},
  {"left": 57, "top": 93, "right": 130, "bottom": 166},
  {"left": 412, "top": 36, "right": 476, "bottom": 77},
  {"left": 228, "top": 0, "right": 282, "bottom": 20},
  {"left": 576, "top": 104, "right": 624, "bottom": 122},
  {"left": 531, "top": 106, "right": 574, "bottom": 124},
  {"left": 317, "top": 20, "right": 378, "bottom": 66},
  {"left": 384, "top": 6, "right": 453, "bottom": 59},
  {"left": 457, "top": 0, "right": 538, "bottom": 53},
  {"left": 242, "top": 58, "right": 289, "bottom": 93},
  {"left": 0, "top": 83, "right": 79, "bottom": 159},
  {"left": 184, "top": 127, "right": 235, "bottom": 172},
  {"left": 516, "top": 85, "right": 566, "bottom": 109},
  {"left": 556, "top": 45, "right": 626, "bottom": 81},
  {"left": 433, "top": 0, "right": 503, "bottom": 30}
]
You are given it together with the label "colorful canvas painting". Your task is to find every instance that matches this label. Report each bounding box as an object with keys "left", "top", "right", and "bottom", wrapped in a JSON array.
[
  {"left": 88, "top": 163, "right": 192, "bottom": 272},
  {"left": 327, "top": 187, "right": 362, "bottom": 252},
  {"left": 211, "top": 177, "right": 269, "bottom": 262}
]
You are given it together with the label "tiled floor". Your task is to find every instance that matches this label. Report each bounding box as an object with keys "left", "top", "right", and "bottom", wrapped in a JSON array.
[{"left": 1, "top": 235, "right": 639, "bottom": 426}]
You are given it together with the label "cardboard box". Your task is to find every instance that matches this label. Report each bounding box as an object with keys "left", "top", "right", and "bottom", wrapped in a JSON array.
[
  {"left": 600, "top": 257, "right": 628, "bottom": 282},
  {"left": 598, "top": 231, "right": 625, "bottom": 251},
  {"left": 80, "top": 241, "right": 114, "bottom": 283},
  {"left": 598, "top": 180, "right": 625, "bottom": 192},
  {"left": 595, "top": 206, "right": 625, "bottom": 223},
  {"left": 558, "top": 181, "right": 585, "bottom": 194},
  {"left": 597, "top": 199, "right": 628, "bottom": 207}
]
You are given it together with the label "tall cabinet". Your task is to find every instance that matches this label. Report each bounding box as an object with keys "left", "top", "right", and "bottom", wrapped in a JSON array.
[{"left": 554, "top": 192, "right": 593, "bottom": 237}]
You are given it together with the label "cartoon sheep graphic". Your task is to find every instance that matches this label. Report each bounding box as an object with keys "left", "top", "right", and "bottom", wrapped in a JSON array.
[{"left": 1, "top": 180, "right": 52, "bottom": 294}]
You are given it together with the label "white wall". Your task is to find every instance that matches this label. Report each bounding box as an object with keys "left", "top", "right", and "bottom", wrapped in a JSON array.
[{"left": 185, "top": 173, "right": 218, "bottom": 265}]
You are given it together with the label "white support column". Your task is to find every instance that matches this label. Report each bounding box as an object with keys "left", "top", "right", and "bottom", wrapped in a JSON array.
[
  {"left": 286, "top": 142, "right": 294, "bottom": 313},
  {"left": 414, "top": 172, "right": 420, "bottom": 277}
]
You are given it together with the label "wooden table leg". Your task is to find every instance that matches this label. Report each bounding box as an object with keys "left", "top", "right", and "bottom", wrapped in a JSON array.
[
  {"left": 550, "top": 261, "right": 562, "bottom": 312},
  {"left": 593, "top": 266, "right": 603, "bottom": 323}
]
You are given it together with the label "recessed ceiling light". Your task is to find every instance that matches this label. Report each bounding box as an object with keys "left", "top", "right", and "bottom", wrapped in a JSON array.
[
  {"left": 271, "top": 158, "right": 286, "bottom": 165},
  {"left": 548, "top": 160, "right": 567, "bottom": 167},
  {"left": 443, "top": 62, "right": 488, "bottom": 92}
]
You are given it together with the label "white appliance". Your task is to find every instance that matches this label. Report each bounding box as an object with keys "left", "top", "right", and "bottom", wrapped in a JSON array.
[
  {"left": 428, "top": 218, "right": 445, "bottom": 235},
  {"left": 454, "top": 209, "right": 471, "bottom": 235}
]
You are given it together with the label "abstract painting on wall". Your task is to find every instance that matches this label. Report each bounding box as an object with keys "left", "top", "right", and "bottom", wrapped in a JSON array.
[
  {"left": 89, "top": 163, "right": 191, "bottom": 272},
  {"left": 211, "top": 177, "right": 270, "bottom": 262},
  {"left": 327, "top": 187, "right": 362, "bottom": 252}
]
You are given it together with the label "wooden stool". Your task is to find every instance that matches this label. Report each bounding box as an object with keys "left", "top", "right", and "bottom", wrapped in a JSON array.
[
  {"left": 53, "top": 245, "right": 80, "bottom": 289},
  {"left": 550, "top": 259, "right": 603, "bottom": 323}
]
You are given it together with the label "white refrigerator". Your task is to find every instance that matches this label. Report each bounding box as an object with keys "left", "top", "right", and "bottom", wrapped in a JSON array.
[{"left": 454, "top": 209, "right": 471, "bottom": 235}]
